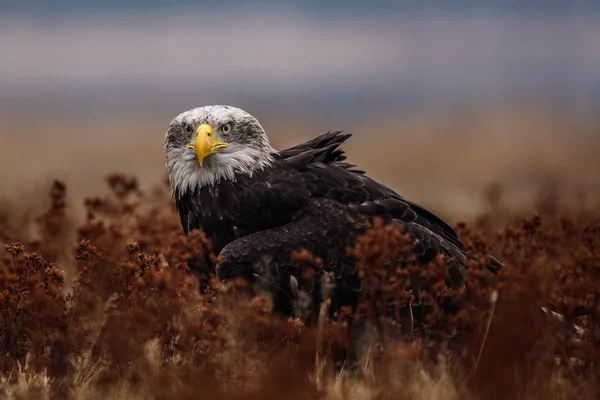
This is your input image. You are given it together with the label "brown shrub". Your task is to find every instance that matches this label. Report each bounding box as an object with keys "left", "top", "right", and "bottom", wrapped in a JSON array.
[{"left": 0, "top": 177, "right": 599, "bottom": 399}]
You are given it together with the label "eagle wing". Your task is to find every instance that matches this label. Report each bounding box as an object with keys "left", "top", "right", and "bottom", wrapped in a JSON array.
[
  {"left": 277, "top": 131, "right": 467, "bottom": 252},
  {"left": 207, "top": 130, "right": 504, "bottom": 328},
  {"left": 215, "top": 195, "right": 467, "bottom": 320}
]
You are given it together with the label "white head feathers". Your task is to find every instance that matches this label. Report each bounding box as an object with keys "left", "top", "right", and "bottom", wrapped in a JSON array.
[{"left": 164, "top": 105, "right": 276, "bottom": 198}]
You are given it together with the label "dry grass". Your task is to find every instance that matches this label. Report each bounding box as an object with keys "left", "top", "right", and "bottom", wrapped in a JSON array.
[{"left": 0, "top": 171, "right": 598, "bottom": 400}]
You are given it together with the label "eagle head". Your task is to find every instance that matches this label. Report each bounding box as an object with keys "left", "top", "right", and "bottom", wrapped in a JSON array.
[{"left": 164, "top": 105, "right": 276, "bottom": 198}]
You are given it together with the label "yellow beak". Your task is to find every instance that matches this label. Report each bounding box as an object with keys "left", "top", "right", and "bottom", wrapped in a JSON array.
[{"left": 187, "top": 124, "right": 229, "bottom": 166}]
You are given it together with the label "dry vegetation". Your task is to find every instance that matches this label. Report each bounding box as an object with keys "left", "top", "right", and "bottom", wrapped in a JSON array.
[
  {"left": 0, "top": 171, "right": 598, "bottom": 400},
  {"left": 0, "top": 102, "right": 599, "bottom": 400}
]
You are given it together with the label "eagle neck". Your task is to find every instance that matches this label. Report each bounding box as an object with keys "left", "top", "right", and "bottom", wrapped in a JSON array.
[{"left": 171, "top": 151, "right": 275, "bottom": 200}]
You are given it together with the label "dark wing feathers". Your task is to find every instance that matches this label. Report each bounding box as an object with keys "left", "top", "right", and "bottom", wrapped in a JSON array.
[
  {"left": 277, "top": 130, "right": 365, "bottom": 173},
  {"left": 276, "top": 130, "right": 351, "bottom": 162},
  {"left": 359, "top": 176, "right": 467, "bottom": 251},
  {"left": 217, "top": 198, "right": 364, "bottom": 280},
  {"left": 216, "top": 198, "right": 369, "bottom": 316},
  {"left": 276, "top": 130, "right": 466, "bottom": 252},
  {"left": 275, "top": 131, "right": 475, "bottom": 288},
  {"left": 281, "top": 143, "right": 345, "bottom": 167}
]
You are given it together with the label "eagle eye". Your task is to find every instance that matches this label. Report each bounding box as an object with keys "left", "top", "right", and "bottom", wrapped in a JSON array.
[
  {"left": 221, "top": 124, "right": 231, "bottom": 135},
  {"left": 184, "top": 124, "right": 193, "bottom": 136}
]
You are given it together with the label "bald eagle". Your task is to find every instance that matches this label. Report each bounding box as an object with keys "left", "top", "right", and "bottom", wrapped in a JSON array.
[{"left": 165, "top": 105, "right": 499, "bottom": 326}]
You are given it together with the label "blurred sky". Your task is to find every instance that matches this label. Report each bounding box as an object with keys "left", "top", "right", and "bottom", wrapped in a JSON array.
[{"left": 1, "top": 1, "right": 599, "bottom": 119}]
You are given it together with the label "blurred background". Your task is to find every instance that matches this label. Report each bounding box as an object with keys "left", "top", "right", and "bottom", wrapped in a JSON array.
[{"left": 1, "top": 1, "right": 599, "bottom": 221}]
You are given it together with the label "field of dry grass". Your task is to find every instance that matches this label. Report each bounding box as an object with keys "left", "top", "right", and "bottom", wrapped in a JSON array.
[{"left": 1, "top": 106, "right": 599, "bottom": 399}]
